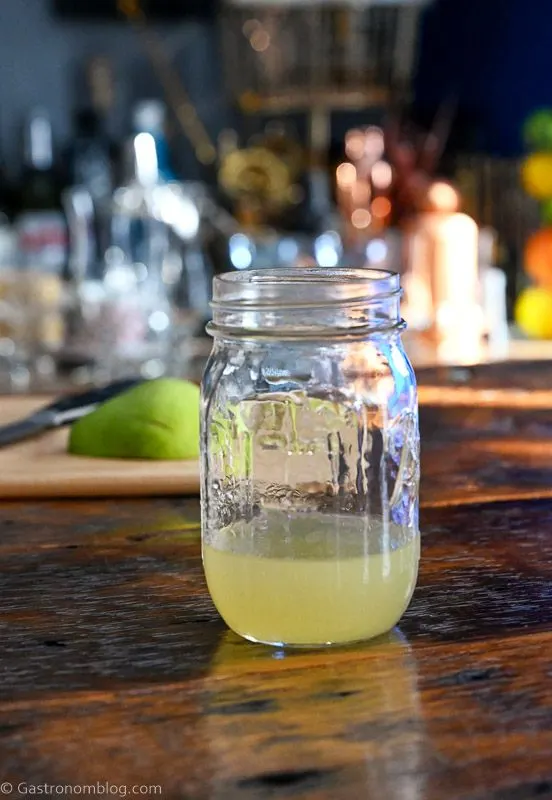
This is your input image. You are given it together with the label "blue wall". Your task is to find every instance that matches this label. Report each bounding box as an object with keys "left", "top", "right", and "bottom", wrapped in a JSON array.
[{"left": 415, "top": 0, "right": 552, "bottom": 156}]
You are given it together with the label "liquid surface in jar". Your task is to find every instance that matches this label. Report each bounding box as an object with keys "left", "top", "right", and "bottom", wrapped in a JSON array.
[{"left": 203, "top": 510, "right": 419, "bottom": 647}]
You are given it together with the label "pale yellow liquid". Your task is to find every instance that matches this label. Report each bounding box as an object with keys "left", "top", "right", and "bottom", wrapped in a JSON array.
[{"left": 203, "top": 512, "right": 419, "bottom": 647}]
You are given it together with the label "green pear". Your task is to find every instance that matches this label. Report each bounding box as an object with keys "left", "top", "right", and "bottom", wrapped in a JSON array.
[{"left": 68, "top": 378, "right": 200, "bottom": 460}]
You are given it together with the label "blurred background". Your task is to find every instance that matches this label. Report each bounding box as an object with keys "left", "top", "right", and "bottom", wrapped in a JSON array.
[{"left": 1, "top": 0, "right": 552, "bottom": 389}]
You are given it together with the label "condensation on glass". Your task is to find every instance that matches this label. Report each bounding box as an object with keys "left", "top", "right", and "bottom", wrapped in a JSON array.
[{"left": 201, "top": 268, "right": 420, "bottom": 648}]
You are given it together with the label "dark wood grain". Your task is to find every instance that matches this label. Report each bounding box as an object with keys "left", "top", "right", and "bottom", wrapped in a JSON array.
[
  {"left": 421, "top": 404, "right": 552, "bottom": 506},
  {"left": 1, "top": 496, "right": 550, "bottom": 695},
  {"left": 1, "top": 494, "right": 551, "bottom": 799},
  {"left": 1, "top": 362, "right": 552, "bottom": 799},
  {"left": 417, "top": 359, "right": 552, "bottom": 392}
]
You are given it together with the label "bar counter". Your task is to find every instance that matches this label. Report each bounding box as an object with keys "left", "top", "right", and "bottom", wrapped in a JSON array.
[{"left": 1, "top": 361, "right": 552, "bottom": 799}]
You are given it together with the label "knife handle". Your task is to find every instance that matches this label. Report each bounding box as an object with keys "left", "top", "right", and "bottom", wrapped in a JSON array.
[{"left": 43, "top": 378, "right": 145, "bottom": 416}]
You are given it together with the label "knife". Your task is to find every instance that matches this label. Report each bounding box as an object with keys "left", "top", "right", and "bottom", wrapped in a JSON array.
[{"left": 0, "top": 378, "right": 145, "bottom": 449}]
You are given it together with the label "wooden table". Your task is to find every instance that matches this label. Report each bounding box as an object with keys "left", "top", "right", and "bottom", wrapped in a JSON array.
[{"left": 2, "top": 363, "right": 552, "bottom": 800}]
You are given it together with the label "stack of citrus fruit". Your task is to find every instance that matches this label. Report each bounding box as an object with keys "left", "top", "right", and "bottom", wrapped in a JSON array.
[{"left": 517, "top": 110, "right": 552, "bottom": 338}]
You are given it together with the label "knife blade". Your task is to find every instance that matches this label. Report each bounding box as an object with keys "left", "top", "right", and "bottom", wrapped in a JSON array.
[{"left": 0, "top": 377, "right": 145, "bottom": 449}]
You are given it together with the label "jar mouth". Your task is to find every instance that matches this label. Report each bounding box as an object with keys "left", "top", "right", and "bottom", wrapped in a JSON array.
[
  {"left": 209, "top": 267, "right": 403, "bottom": 339},
  {"left": 211, "top": 267, "right": 400, "bottom": 308}
]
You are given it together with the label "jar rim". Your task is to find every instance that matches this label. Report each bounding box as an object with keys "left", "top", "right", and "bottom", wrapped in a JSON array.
[{"left": 212, "top": 267, "right": 400, "bottom": 308}]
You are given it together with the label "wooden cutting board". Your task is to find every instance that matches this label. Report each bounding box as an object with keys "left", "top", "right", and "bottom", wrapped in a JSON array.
[{"left": 0, "top": 396, "right": 200, "bottom": 499}]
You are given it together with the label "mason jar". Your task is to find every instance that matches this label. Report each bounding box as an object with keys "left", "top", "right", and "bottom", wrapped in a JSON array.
[{"left": 201, "top": 268, "right": 420, "bottom": 648}]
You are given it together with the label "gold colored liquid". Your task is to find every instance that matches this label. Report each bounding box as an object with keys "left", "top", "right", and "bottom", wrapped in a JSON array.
[{"left": 203, "top": 512, "right": 419, "bottom": 647}]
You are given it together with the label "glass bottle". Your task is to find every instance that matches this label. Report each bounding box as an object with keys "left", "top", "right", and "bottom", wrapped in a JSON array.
[
  {"left": 15, "top": 109, "right": 68, "bottom": 371},
  {"left": 16, "top": 108, "right": 67, "bottom": 267},
  {"left": 201, "top": 267, "right": 420, "bottom": 648},
  {"left": 132, "top": 100, "right": 175, "bottom": 183},
  {"left": 67, "top": 108, "right": 114, "bottom": 203}
]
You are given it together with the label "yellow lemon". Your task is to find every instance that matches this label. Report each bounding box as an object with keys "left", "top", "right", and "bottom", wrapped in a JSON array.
[
  {"left": 522, "top": 153, "right": 552, "bottom": 199},
  {"left": 515, "top": 286, "right": 552, "bottom": 339}
]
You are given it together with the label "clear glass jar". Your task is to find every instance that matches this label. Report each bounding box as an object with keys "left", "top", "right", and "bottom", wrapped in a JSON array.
[{"left": 201, "top": 268, "right": 420, "bottom": 648}]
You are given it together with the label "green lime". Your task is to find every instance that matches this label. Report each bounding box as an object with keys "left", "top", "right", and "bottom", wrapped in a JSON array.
[
  {"left": 542, "top": 199, "right": 552, "bottom": 224},
  {"left": 69, "top": 378, "right": 200, "bottom": 460},
  {"left": 524, "top": 109, "right": 552, "bottom": 150}
]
